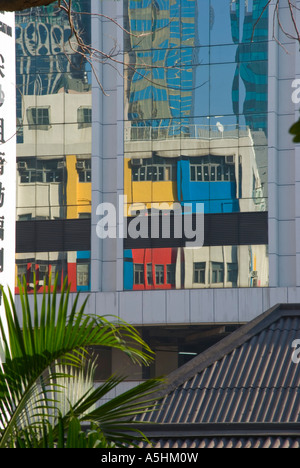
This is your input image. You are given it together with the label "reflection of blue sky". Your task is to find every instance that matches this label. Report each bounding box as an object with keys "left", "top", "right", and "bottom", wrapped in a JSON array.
[
  {"left": 196, "top": 0, "right": 236, "bottom": 46},
  {"left": 195, "top": 0, "right": 238, "bottom": 120},
  {"left": 126, "top": 0, "right": 267, "bottom": 132},
  {"left": 210, "top": 0, "right": 236, "bottom": 45}
]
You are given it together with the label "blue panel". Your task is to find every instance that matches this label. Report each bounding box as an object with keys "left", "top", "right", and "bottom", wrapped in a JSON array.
[
  {"left": 77, "top": 250, "right": 91, "bottom": 260},
  {"left": 177, "top": 160, "right": 240, "bottom": 214},
  {"left": 124, "top": 250, "right": 134, "bottom": 290}
]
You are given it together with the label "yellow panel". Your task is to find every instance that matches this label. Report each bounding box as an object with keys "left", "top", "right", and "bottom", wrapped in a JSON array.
[{"left": 66, "top": 155, "right": 78, "bottom": 219}]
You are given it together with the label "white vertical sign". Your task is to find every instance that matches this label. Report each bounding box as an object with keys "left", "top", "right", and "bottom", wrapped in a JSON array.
[{"left": 0, "top": 11, "right": 16, "bottom": 358}]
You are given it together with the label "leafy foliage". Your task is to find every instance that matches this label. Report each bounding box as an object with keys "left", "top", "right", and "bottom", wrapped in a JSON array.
[
  {"left": 0, "top": 276, "right": 162, "bottom": 448},
  {"left": 289, "top": 118, "right": 300, "bottom": 143}
]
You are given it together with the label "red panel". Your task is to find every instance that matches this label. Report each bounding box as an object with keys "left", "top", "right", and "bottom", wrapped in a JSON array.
[
  {"left": 131, "top": 248, "right": 177, "bottom": 291},
  {"left": 15, "top": 261, "right": 77, "bottom": 294},
  {"left": 67, "top": 263, "right": 77, "bottom": 292}
]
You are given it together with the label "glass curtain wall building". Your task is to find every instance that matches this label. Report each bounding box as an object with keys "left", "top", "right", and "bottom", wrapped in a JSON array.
[
  {"left": 123, "top": 0, "right": 269, "bottom": 291},
  {"left": 16, "top": 0, "right": 300, "bottom": 384},
  {"left": 15, "top": 2, "right": 92, "bottom": 293},
  {"left": 15, "top": 0, "right": 269, "bottom": 294}
]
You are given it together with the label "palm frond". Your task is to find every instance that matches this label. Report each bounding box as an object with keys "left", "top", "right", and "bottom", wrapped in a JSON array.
[{"left": 0, "top": 275, "right": 161, "bottom": 448}]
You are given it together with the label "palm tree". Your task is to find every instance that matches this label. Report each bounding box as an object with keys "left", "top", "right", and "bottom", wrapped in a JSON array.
[{"left": 0, "top": 276, "right": 162, "bottom": 448}]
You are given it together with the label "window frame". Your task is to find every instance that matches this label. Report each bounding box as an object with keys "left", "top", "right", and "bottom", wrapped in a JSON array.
[
  {"left": 134, "top": 263, "right": 144, "bottom": 285},
  {"left": 77, "top": 106, "right": 92, "bottom": 129},
  {"left": 211, "top": 261, "right": 224, "bottom": 284},
  {"left": 155, "top": 264, "right": 165, "bottom": 285},
  {"left": 193, "top": 262, "right": 206, "bottom": 284},
  {"left": 27, "top": 106, "right": 51, "bottom": 130},
  {"left": 166, "top": 263, "right": 176, "bottom": 285},
  {"left": 190, "top": 156, "right": 236, "bottom": 183}
]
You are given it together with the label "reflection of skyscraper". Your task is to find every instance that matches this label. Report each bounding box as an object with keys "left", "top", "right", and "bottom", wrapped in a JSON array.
[
  {"left": 16, "top": 2, "right": 91, "bottom": 142},
  {"left": 126, "top": 0, "right": 197, "bottom": 133},
  {"left": 231, "top": 0, "right": 268, "bottom": 132},
  {"left": 15, "top": 2, "right": 92, "bottom": 294},
  {"left": 124, "top": 0, "right": 269, "bottom": 293}
]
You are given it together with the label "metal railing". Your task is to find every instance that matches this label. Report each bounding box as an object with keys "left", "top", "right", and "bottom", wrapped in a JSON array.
[{"left": 125, "top": 124, "right": 250, "bottom": 142}]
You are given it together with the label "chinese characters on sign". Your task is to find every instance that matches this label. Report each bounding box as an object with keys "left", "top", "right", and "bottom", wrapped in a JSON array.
[
  {"left": 0, "top": 11, "right": 16, "bottom": 318},
  {"left": 0, "top": 53, "right": 6, "bottom": 279}
]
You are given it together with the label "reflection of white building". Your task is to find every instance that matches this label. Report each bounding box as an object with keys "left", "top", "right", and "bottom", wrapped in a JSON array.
[
  {"left": 125, "top": 125, "right": 267, "bottom": 212},
  {"left": 16, "top": 90, "right": 91, "bottom": 220},
  {"left": 176, "top": 245, "right": 269, "bottom": 290},
  {"left": 18, "top": 91, "right": 92, "bottom": 157}
]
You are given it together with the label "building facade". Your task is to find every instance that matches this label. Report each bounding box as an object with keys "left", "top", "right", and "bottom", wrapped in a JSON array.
[
  {"left": 14, "top": 0, "right": 300, "bottom": 387},
  {"left": 15, "top": 1, "right": 92, "bottom": 294}
]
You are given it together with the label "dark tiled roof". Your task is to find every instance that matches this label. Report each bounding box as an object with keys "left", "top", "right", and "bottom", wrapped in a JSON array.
[{"left": 138, "top": 305, "right": 300, "bottom": 426}]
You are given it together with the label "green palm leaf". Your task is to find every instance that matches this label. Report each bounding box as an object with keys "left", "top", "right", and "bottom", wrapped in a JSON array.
[{"left": 0, "top": 275, "right": 162, "bottom": 448}]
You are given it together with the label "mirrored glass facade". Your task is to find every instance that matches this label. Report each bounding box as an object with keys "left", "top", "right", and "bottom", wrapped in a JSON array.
[
  {"left": 15, "top": 2, "right": 92, "bottom": 293},
  {"left": 124, "top": 0, "right": 269, "bottom": 290}
]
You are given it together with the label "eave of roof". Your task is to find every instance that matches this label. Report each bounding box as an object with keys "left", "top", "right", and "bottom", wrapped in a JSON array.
[{"left": 132, "top": 422, "right": 300, "bottom": 439}]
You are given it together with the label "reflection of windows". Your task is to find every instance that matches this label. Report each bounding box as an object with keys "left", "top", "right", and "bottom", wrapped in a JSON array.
[
  {"left": 147, "top": 263, "right": 153, "bottom": 285},
  {"left": 17, "top": 117, "right": 24, "bottom": 144},
  {"left": 78, "top": 107, "right": 92, "bottom": 129},
  {"left": 77, "top": 263, "right": 90, "bottom": 287},
  {"left": 27, "top": 107, "right": 50, "bottom": 130},
  {"left": 132, "top": 157, "right": 177, "bottom": 182},
  {"left": 18, "top": 213, "right": 32, "bottom": 221},
  {"left": 77, "top": 159, "right": 91, "bottom": 183},
  {"left": 17, "top": 264, "right": 27, "bottom": 285},
  {"left": 50, "top": 263, "right": 64, "bottom": 286},
  {"left": 166, "top": 264, "right": 175, "bottom": 285},
  {"left": 18, "top": 158, "right": 64, "bottom": 184},
  {"left": 211, "top": 262, "right": 224, "bottom": 283},
  {"left": 134, "top": 264, "right": 144, "bottom": 285},
  {"left": 193, "top": 262, "right": 206, "bottom": 284},
  {"left": 78, "top": 213, "right": 91, "bottom": 219},
  {"left": 190, "top": 156, "right": 235, "bottom": 182},
  {"left": 155, "top": 265, "right": 164, "bottom": 285},
  {"left": 227, "top": 262, "right": 238, "bottom": 284},
  {"left": 37, "top": 264, "right": 49, "bottom": 285}
]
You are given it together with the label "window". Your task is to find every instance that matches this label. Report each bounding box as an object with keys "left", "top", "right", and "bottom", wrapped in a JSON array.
[
  {"left": 134, "top": 264, "right": 144, "bottom": 285},
  {"left": 132, "top": 157, "right": 177, "bottom": 182},
  {"left": 211, "top": 262, "right": 224, "bottom": 283},
  {"left": 18, "top": 213, "right": 32, "bottom": 221},
  {"left": 147, "top": 263, "right": 153, "bottom": 285},
  {"left": 77, "top": 263, "right": 90, "bottom": 287},
  {"left": 190, "top": 156, "right": 236, "bottom": 182},
  {"left": 17, "top": 264, "right": 27, "bottom": 284},
  {"left": 37, "top": 264, "right": 49, "bottom": 285},
  {"left": 155, "top": 265, "right": 164, "bottom": 285},
  {"left": 27, "top": 107, "right": 50, "bottom": 130},
  {"left": 50, "top": 263, "right": 64, "bottom": 286},
  {"left": 77, "top": 107, "right": 92, "bottom": 129},
  {"left": 78, "top": 213, "right": 91, "bottom": 219},
  {"left": 193, "top": 262, "right": 206, "bottom": 284},
  {"left": 77, "top": 159, "right": 91, "bottom": 183},
  {"left": 18, "top": 158, "right": 64, "bottom": 184},
  {"left": 166, "top": 264, "right": 175, "bottom": 285},
  {"left": 227, "top": 262, "right": 238, "bottom": 284}
]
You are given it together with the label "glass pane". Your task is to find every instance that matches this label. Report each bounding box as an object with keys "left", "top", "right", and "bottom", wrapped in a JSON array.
[
  {"left": 191, "top": 165, "right": 196, "bottom": 181},
  {"left": 147, "top": 263, "right": 153, "bottom": 285},
  {"left": 77, "top": 263, "right": 89, "bottom": 286}
]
